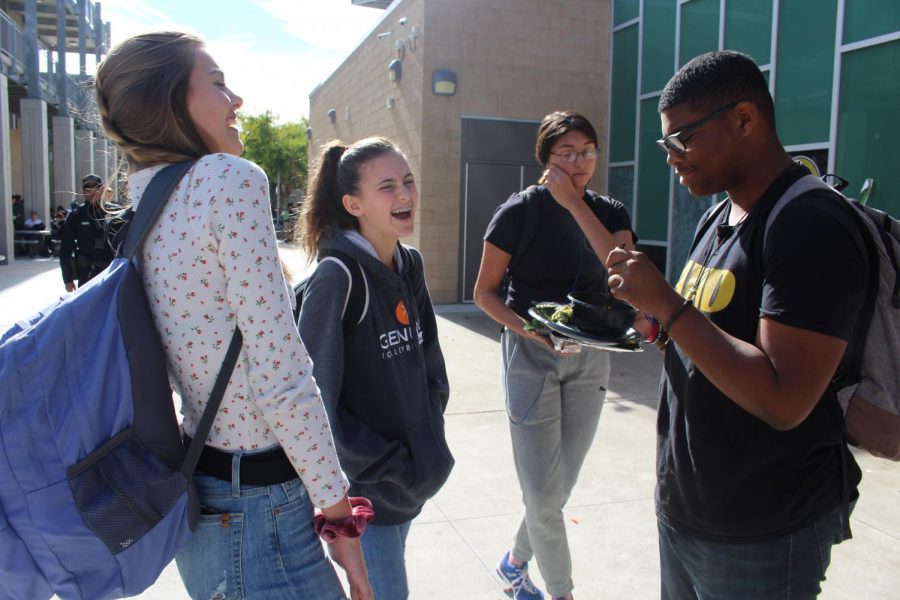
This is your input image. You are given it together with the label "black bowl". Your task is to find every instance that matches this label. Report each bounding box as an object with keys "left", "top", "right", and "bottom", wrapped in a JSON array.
[{"left": 567, "top": 292, "right": 637, "bottom": 337}]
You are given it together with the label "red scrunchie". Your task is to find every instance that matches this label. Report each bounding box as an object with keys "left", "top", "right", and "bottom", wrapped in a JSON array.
[{"left": 313, "top": 497, "right": 375, "bottom": 543}]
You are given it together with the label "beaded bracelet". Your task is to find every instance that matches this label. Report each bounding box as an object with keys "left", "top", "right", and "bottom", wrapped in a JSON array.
[{"left": 313, "top": 496, "right": 375, "bottom": 543}]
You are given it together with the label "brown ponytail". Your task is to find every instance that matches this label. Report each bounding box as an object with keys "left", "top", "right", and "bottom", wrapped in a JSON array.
[{"left": 297, "top": 137, "right": 402, "bottom": 260}]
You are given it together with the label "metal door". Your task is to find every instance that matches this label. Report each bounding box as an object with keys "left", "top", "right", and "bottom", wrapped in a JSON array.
[{"left": 458, "top": 117, "right": 543, "bottom": 302}]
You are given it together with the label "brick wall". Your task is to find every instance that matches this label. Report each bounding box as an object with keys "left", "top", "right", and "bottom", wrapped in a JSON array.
[{"left": 310, "top": 0, "right": 611, "bottom": 302}]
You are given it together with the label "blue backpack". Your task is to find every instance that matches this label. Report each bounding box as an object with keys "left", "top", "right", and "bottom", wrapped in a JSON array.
[{"left": 0, "top": 162, "right": 242, "bottom": 599}]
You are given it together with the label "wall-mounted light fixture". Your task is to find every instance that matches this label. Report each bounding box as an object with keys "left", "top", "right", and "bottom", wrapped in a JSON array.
[
  {"left": 327, "top": 108, "right": 336, "bottom": 124},
  {"left": 431, "top": 69, "right": 457, "bottom": 96},
  {"left": 306, "top": 127, "right": 312, "bottom": 139},
  {"left": 389, "top": 59, "right": 402, "bottom": 83}
]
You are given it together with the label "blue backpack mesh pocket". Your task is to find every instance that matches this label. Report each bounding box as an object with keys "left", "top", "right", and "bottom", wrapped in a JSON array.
[{"left": 66, "top": 426, "right": 188, "bottom": 555}]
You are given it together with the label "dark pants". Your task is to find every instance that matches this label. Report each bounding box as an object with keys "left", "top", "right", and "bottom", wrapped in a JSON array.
[
  {"left": 75, "top": 256, "right": 111, "bottom": 286},
  {"left": 658, "top": 503, "right": 851, "bottom": 600}
]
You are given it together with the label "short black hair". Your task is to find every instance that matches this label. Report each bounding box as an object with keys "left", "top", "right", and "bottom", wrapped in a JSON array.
[
  {"left": 535, "top": 111, "right": 598, "bottom": 165},
  {"left": 658, "top": 51, "right": 776, "bottom": 128}
]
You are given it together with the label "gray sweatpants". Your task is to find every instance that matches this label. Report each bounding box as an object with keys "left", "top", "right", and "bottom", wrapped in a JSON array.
[{"left": 501, "top": 330, "right": 610, "bottom": 598}]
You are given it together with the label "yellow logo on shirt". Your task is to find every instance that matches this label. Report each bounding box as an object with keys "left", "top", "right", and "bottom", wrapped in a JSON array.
[{"left": 675, "top": 260, "right": 736, "bottom": 313}]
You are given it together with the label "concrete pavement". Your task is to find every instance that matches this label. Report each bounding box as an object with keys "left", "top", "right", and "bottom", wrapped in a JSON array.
[{"left": 1, "top": 249, "right": 897, "bottom": 599}]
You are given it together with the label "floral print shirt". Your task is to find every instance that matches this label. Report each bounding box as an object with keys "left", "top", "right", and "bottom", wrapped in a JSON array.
[{"left": 129, "top": 154, "right": 346, "bottom": 508}]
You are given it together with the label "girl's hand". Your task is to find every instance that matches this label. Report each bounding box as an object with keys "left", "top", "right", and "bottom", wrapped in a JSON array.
[
  {"left": 520, "top": 327, "right": 556, "bottom": 351},
  {"left": 541, "top": 166, "right": 580, "bottom": 210},
  {"left": 327, "top": 537, "right": 373, "bottom": 600}
]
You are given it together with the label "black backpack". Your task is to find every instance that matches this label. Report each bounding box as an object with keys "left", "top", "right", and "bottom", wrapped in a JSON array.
[{"left": 293, "top": 250, "right": 368, "bottom": 334}]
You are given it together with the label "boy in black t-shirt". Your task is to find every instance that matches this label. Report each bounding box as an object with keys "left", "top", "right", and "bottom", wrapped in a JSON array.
[{"left": 606, "top": 51, "right": 865, "bottom": 598}]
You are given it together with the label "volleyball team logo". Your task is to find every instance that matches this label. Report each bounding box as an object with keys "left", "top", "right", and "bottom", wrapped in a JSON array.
[{"left": 395, "top": 299, "right": 409, "bottom": 325}]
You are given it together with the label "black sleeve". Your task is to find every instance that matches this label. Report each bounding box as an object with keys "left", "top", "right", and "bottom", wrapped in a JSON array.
[
  {"left": 484, "top": 190, "right": 527, "bottom": 255},
  {"left": 59, "top": 210, "right": 78, "bottom": 283},
  {"left": 761, "top": 193, "right": 868, "bottom": 340},
  {"left": 590, "top": 193, "right": 636, "bottom": 242}
]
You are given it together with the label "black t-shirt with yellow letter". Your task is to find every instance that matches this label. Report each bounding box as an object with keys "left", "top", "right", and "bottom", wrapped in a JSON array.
[{"left": 658, "top": 164, "right": 866, "bottom": 543}]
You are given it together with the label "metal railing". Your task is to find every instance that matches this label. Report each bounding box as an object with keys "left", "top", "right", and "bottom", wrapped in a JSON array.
[
  {"left": 0, "top": 8, "right": 99, "bottom": 118},
  {"left": 39, "top": 46, "right": 58, "bottom": 105},
  {"left": 0, "top": 11, "right": 26, "bottom": 84}
]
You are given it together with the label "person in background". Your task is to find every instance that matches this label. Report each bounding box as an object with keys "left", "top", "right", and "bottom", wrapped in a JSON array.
[
  {"left": 607, "top": 50, "right": 863, "bottom": 599},
  {"left": 94, "top": 31, "right": 373, "bottom": 599},
  {"left": 12, "top": 194, "right": 25, "bottom": 230},
  {"left": 59, "top": 174, "right": 115, "bottom": 290},
  {"left": 297, "top": 137, "right": 453, "bottom": 599},
  {"left": 49, "top": 209, "right": 67, "bottom": 257},
  {"left": 24, "top": 210, "right": 44, "bottom": 230},
  {"left": 473, "top": 111, "right": 637, "bottom": 600}
]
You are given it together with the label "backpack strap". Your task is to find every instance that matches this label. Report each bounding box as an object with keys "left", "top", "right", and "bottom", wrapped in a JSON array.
[
  {"left": 121, "top": 161, "right": 196, "bottom": 260},
  {"left": 318, "top": 249, "right": 368, "bottom": 334},
  {"left": 119, "top": 160, "right": 241, "bottom": 478},
  {"left": 762, "top": 175, "right": 833, "bottom": 247},
  {"left": 688, "top": 198, "right": 730, "bottom": 256},
  {"left": 181, "top": 328, "right": 243, "bottom": 477},
  {"left": 866, "top": 205, "right": 900, "bottom": 307}
]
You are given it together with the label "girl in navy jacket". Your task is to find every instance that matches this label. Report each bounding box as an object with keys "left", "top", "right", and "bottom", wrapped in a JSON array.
[{"left": 297, "top": 137, "right": 454, "bottom": 599}]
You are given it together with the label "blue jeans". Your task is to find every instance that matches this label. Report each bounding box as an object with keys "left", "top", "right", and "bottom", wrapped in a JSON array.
[
  {"left": 658, "top": 503, "right": 851, "bottom": 600},
  {"left": 360, "top": 521, "right": 412, "bottom": 600},
  {"left": 175, "top": 461, "right": 345, "bottom": 600}
]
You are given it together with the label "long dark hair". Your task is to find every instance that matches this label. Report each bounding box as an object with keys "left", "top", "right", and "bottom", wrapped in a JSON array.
[{"left": 298, "top": 137, "right": 403, "bottom": 259}]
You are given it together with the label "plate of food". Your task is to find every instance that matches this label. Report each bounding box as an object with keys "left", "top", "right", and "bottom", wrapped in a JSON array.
[{"left": 527, "top": 302, "right": 642, "bottom": 352}]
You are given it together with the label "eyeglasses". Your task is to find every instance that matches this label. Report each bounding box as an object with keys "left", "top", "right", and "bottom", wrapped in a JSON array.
[
  {"left": 656, "top": 101, "right": 741, "bottom": 154},
  {"left": 821, "top": 173, "right": 849, "bottom": 192},
  {"left": 83, "top": 184, "right": 100, "bottom": 192},
  {"left": 549, "top": 148, "right": 599, "bottom": 164}
]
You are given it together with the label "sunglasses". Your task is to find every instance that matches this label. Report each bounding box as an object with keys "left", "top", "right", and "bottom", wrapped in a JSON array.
[{"left": 656, "top": 101, "right": 741, "bottom": 155}]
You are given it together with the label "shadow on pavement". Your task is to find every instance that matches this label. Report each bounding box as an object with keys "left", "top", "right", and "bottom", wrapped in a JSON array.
[{"left": 435, "top": 308, "right": 502, "bottom": 343}]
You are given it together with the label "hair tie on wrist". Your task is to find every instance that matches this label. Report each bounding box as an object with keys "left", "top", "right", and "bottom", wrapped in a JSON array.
[
  {"left": 313, "top": 497, "right": 375, "bottom": 543},
  {"left": 643, "top": 314, "right": 660, "bottom": 343}
]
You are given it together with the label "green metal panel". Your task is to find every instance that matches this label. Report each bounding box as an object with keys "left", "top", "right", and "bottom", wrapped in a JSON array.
[
  {"left": 670, "top": 183, "right": 714, "bottom": 283},
  {"left": 836, "top": 40, "right": 900, "bottom": 215},
  {"left": 636, "top": 98, "right": 670, "bottom": 241},
  {"left": 614, "top": 0, "right": 640, "bottom": 27},
  {"left": 724, "top": 0, "right": 773, "bottom": 63},
  {"left": 843, "top": 0, "right": 900, "bottom": 44},
  {"left": 680, "top": 0, "right": 720, "bottom": 66},
  {"left": 610, "top": 26, "right": 639, "bottom": 163},
  {"left": 774, "top": 0, "right": 836, "bottom": 145},
  {"left": 642, "top": 0, "right": 677, "bottom": 94}
]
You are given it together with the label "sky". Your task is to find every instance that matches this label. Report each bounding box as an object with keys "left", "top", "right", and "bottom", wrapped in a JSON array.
[{"left": 97, "top": 0, "right": 388, "bottom": 124}]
